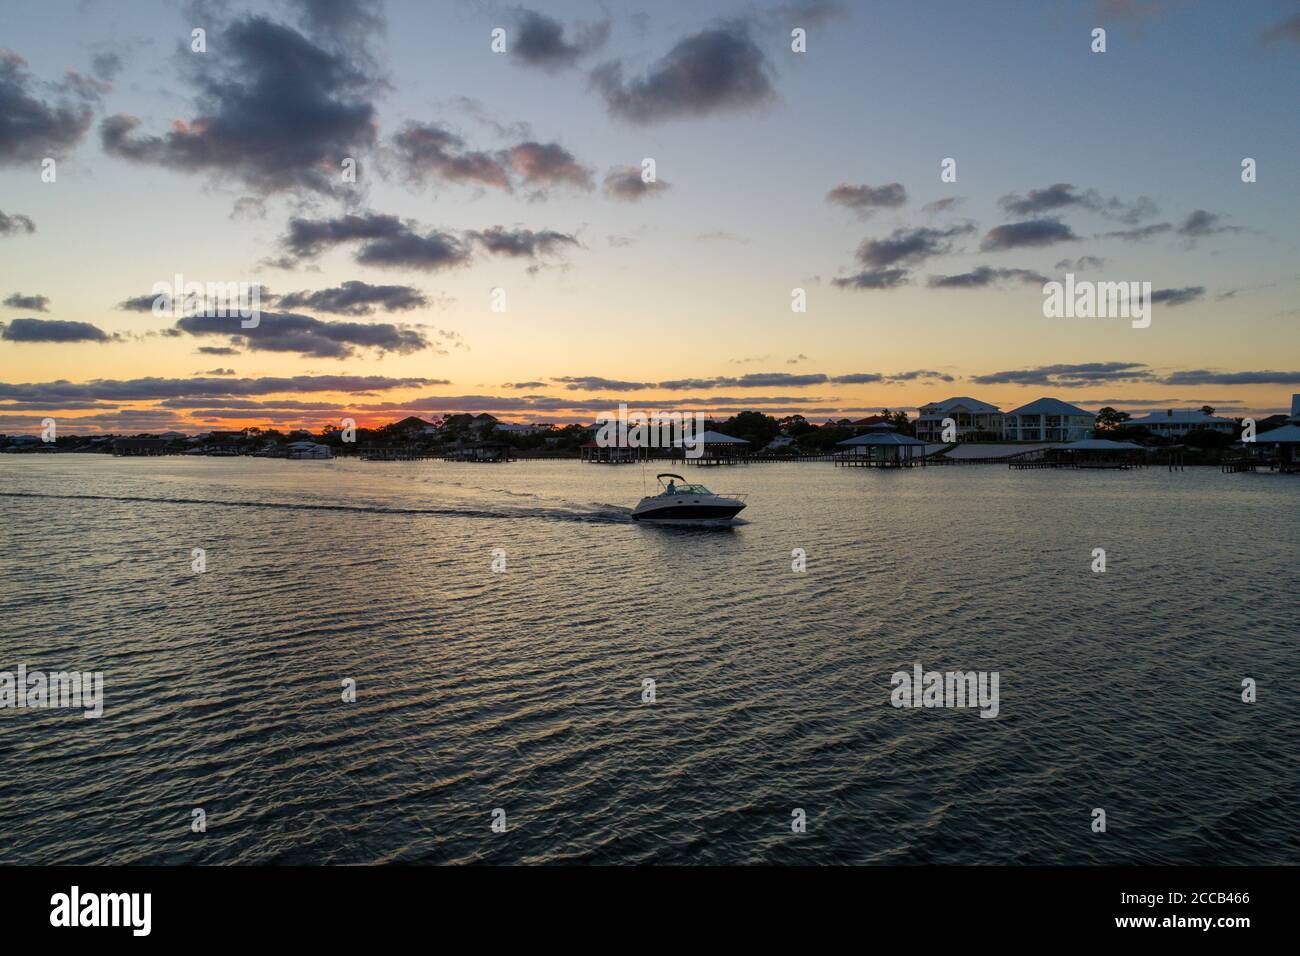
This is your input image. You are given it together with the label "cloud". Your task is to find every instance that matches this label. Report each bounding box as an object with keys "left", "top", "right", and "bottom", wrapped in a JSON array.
[
  {"left": 277, "top": 212, "right": 477, "bottom": 271},
  {"left": 201, "top": 368, "right": 237, "bottom": 376},
  {"left": 281, "top": 212, "right": 407, "bottom": 260},
  {"left": 0, "top": 317, "right": 114, "bottom": 343},
  {"left": 552, "top": 376, "right": 655, "bottom": 391},
  {"left": 922, "top": 197, "right": 963, "bottom": 215},
  {"left": 507, "top": 141, "right": 594, "bottom": 190},
  {"left": 502, "top": 381, "right": 547, "bottom": 390},
  {"left": 853, "top": 224, "right": 976, "bottom": 269},
  {"left": 830, "top": 370, "right": 954, "bottom": 384},
  {"left": 274, "top": 281, "right": 427, "bottom": 315},
  {"left": 1160, "top": 369, "right": 1300, "bottom": 386},
  {"left": 826, "top": 182, "right": 907, "bottom": 217},
  {"left": 602, "top": 164, "right": 670, "bottom": 200},
  {"left": 927, "top": 266, "right": 1048, "bottom": 288},
  {"left": 1261, "top": 12, "right": 1300, "bottom": 45},
  {"left": 981, "top": 218, "right": 1078, "bottom": 251},
  {"left": 0, "top": 49, "right": 99, "bottom": 165},
  {"left": 1150, "top": 286, "right": 1205, "bottom": 306},
  {"left": 1098, "top": 222, "right": 1172, "bottom": 242},
  {"left": 90, "top": 51, "right": 123, "bottom": 82},
  {"left": 1055, "top": 256, "right": 1106, "bottom": 271},
  {"left": 390, "top": 122, "right": 512, "bottom": 189},
  {"left": 196, "top": 345, "right": 240, "bottom": 356},
  {"left": 99, "top": 16, "right": 379, "bottom": 196},
  {"left": 0, "top": 210, "right": 35, "bottom": 236},
  {"left": 287, "top": 0, "right": 386, "bottom": 51},
  {"left": 4, "top": 292, "right": 49, "bottom": 312},
  {"left": 831, "top": 269, "right": 910, "bottom": 290},
  {"left": 970, "top": 362, "right": 1155, "bottom": 386},
  {"left": 512, "top": 10, "right": 610, "bottom": 71},
  {"left": 1176, "top": 209, "right": 1241, "bottom": 238},
  {"left": 469, "top": 227, "right": 579, "bottom": 258},
  {"left": 998, "top": 183, "right": 1157, "bottom": 224},
  {"left": 0, "top": 375, "right": 442, "bottom": 404},
  {"left": 175, "top": 310, "right": 436, "bottom": 359},
  {"left": 767, "top": 1, "right": 850, "bottom": 25},
  {"left": 590, "top": 27, "right": 775, "bottom": 123}
]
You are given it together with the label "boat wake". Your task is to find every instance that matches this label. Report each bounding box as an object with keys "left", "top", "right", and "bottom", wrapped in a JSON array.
[{"left": 0, "top": 491, "right": 633, "bottom": 525}]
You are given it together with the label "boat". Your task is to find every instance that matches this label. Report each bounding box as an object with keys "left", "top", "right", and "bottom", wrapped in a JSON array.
[{"left": 631, "top": 473, "right": 746, "bottom": 523}]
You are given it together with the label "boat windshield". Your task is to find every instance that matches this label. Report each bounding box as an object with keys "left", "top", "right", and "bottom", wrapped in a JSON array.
[{"left": 664, "top": 483, "right": 711, "bottom": 495}]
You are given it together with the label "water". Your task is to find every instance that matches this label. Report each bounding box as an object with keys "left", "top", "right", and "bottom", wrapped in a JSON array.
[{"left": 0, "top": 456, "right": 1295, "bottom": 864}]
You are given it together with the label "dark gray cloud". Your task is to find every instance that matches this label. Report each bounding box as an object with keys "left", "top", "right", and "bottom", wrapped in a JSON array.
[
  {"left": 508, "top": 141, "right": 593, "bottom": 190},
  {"left": 0, "top": 318, "right": 113, "bottom": 343},
  {"left": 768, "top": 1, "right": 850, "bottom": 25},
  {"left": 175, "top": 310, "right": 434, "bottom": 359},
  {"left": 281, "top": 212, "right": 407, "bottom": 260},
  {"left": 470, "top": 226, "right": 579, "bottom": 258},
  {"left": 1176, "top": 209, "right": 1241, "bottom": 238},
  {"left": 830, "top": 370, "right": 954, "bottom": 384},
  {"left": 0, "top": 375, "right": 440, "bottom": 404},
  {"left": 91, "top": 51, "right": 123, "bottom": 82},
  {"left": 197, "top": 346, "right": 241, "bottom": 355},
  {"left": 278, "top": 213, "right": 474, "bottom": 271},
  {"left": 853, "top": 224, "right": 976, "bottom": 269},
  {"left": 0, "top": 210, "right": 36, "bottom": 236},
  {"left": 275, "top": 281, "right": 427, "bottom": 315},
  {"left": 288, "top": 0, "right": 386, "bottom": 50},
  {"left": 1098, "top": 222, "right": 1172, "bottom": 242},
  {"left": 201, "top": 368, "right": 237, "bottom": 376},
  {"left": 1261, "top": 11, "right": 1300, "bottom": 44},
  {"left": 831, "top": 268, "right": 910, "bottom": 290},
  {"left": 390, "top": 122, "right": 512, "bottom": 189},
  {"left": 513, "top": 10, "right": 610, "bottom": 71},
  {"left": 1055, "top": 256, "right": 1106, "bottom": 271},
  {"left": 1161, "top": 369, "right": 1300, "bottom": 386},
  {"left": 591, "top": 27, "right": 775, "bottom": 123},
  {"left": 0, "top": 49, "right": 99, "bottom": 165},
  {"left": 502, "top": 381, "right": 547, "bottom": 390},
  {"left": 553, "top": 376, "right": 655, "bottom": 391},
  {"left": 659, "top": 373, "right": 830, "bottom": 389},
  {"left": 1150, "top": 286, "right": 1205, "bottom": 306},
  {"left": 998, "top": 183, "right": 1156, "bottom": 224},
  {"left": 922, "top": 197, "right": 963, "bottom": 215},
  {"left": 826, "top": 182, "right": 907, "bottom": 217},
  {"left": 970, "top": 362, "right": 1155, "bottom": 387},
  {"left": 603, "top": 164, "right": 670, "bottom": 200},
  {"left": 4, "top": 292, "right": 49, "bottom": 312},
  {"left": 927, "top": 266, "right": 1048, "bottom": 288},
  {"left": 981, "top": 218, "right": 1078, "bottom": 251},
  {"left": 99, "top": 16, "right": 379, "bottom": 195}
]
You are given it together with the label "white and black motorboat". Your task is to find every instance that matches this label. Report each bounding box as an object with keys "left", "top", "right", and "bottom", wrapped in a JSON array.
[{"left": 631, "top": 473, "right": 746, "bottom": 523}]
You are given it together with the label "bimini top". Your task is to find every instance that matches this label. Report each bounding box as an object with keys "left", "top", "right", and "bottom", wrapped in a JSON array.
[
  {"left": 656, "top": 473, "right": 686, "bottom": 482},
  {"left": 837, "top": 432, "right": 928, "bottom": 446},
  {"left": 1060, "top": 438, "right": 1144, "bottom": 451}
]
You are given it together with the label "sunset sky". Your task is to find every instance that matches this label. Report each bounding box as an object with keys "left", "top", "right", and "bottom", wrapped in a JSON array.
[{"left": 1, "top": 0, "right": 1298, "bottom": 433}]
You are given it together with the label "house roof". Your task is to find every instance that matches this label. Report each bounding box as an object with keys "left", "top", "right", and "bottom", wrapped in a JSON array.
[
  {"left": 672, "top": 430, "right": 749, "bottom": 445},
  {"left": 1126, "top": 409, "right": 1235, "bottom": 425},
  {"left": 1005, "top": 397, "right": 1094, "bottom": 418},
  {"left": 1254, "top": 423, "right": 1300, "bottom": 443},
  {"left": 918, "top": 396, "right": 1001, "bottom": 416},
  {"left": 838, "top": 432, "right": 928, "bottom": 446}
]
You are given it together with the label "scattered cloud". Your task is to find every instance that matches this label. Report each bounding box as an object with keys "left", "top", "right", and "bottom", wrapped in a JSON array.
[
  {"left": 1150, "top": 285, "right": 1205, "bottom": 306},
  {"left": 927, "top": 266, "right": 1048, "bottom": 288},
  {"left": 981, "top": 218, "right": 1078, "bottom": 251},
  {"left": 831, "top": 268, "right": 910, "bottom": 290},
  {"left": 0, "top": 210, "right": 36, "bottom": 236},
  {"left": 603, "top": 164, "right": 670, "bottom": 200},
  {"left": 970, "top": 362, "right": 1155, "bottom": 386},
  {"left": 0, "top": 317, "right": 114, "bottom": 343},
  {"left": 1261, "top": 11, "right": 1300, "bottom": 45},
  {"left": 0, "top": 48, "right": 99, "bottom": 165},
  {"left": 175, "top": 310, "right": 437, "bottom": 360},
  {"left": 826, "top": 182, "right": 907, "bottom": 217},
  {"left": 274, "top": 281, "right": 427, "bottom": 315},
  {"left": 998, "top": 183, "right": 1157, "bottom": 224},
  {"left": 4, "top": 292, "right": 49, "bottom": 312},
  {"left": 591, "top": 27, "right": 775, "bottom": 123},
  {"left": 512, "top": 10, "right": 610, "bottom": 71}
]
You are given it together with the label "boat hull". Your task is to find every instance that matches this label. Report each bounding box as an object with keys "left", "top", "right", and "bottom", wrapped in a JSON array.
[{"left": 631, "top": 502, "right": 745, "bottom": 522}]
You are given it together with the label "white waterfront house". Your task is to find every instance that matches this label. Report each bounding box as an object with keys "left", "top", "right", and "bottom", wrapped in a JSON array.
[
  {"left": 1125, "top": 408, "right": 1236, "bottom": 437},
  {"left": 914, "top": 397, "right": 1003, "bottom": 442},
  {"left": 286, "top": 441, "right": 333, "bottom": 459},
  {"left": 1002, "top": 398, "right": 1095, "bottom": 442}
]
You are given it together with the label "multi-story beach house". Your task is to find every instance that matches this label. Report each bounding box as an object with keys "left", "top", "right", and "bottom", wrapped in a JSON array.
[
  {"left": 1124, "top": 408, "right": 1237, "bottom": 437},
  {"left": 1001, "top": 398, "right": 1095, "bottom": 442},
  {"left": 913, "top": 397, "right": 1003, "bottom": 442}
]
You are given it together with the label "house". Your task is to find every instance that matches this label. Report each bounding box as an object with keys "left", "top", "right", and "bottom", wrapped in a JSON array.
[
  {"left": 1125, "top": 408, "right": 1236, "bottom": 437},
  {"left": 493, "top": 422, "right": 543, "bottom": 435},
  {"left": 1002, "top": 398, "right": 1094, "bottom": 442},
  {"left": 914, "top": 397, "right": 1002, "bottom": 442},
  {"left": 286, "top": 441, "right": 333, "bottom": 459}
]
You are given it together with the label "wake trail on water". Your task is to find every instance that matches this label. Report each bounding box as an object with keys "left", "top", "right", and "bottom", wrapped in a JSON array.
[{"left": 0, "top": 491, "right": 632, "bottom": 525}]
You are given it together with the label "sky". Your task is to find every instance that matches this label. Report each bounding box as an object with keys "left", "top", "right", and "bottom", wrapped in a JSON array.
[{"left": 0, "top": 0, "right": 1298, "bottom": 434}]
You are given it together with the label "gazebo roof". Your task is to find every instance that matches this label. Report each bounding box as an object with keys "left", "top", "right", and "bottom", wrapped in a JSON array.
[
  {"left": 838, "top": 432, "right": 928, "bottom": 447},
  {"left": 673, "top": 430, "right": 749, "bottom": 445},
  {"left": 1060, "top": 438, "right": 1144, "bottom": 451}
]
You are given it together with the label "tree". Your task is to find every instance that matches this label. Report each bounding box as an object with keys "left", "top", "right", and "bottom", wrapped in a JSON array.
[
  {"left": 717, "top": 411, "right": 780, "bottom": 448},
  {"left": 1095, "top": 407, "right": 1131, "bottom": 432},
  {"left": 1200, "top": 405, "right": 1215, "bottom": 417}
]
